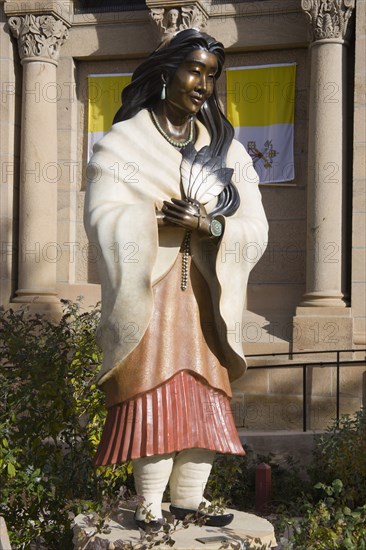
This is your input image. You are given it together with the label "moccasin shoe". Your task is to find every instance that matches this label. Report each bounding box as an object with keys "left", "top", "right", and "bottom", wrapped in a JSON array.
[{"left": 169, "top": 505, "right": 234, "bottom": 527}]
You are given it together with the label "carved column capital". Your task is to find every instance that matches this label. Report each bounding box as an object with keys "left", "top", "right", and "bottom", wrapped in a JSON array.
[
  {"left": 301, "top": 0, "right": 355, "bottom": 42},
  {"left": 8, "top": 13, "right": 69, "bottom": 65},
  {"left": 148, "top": 2, "right": 208, "bottom": 43}
]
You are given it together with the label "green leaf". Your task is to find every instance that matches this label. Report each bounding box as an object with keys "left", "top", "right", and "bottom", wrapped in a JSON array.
[
  {"left": 7, "top": 462, "right": 16, "bottom": 477},
  {"left": 332, "top": 479, "right": 343, "bottom": 493}
]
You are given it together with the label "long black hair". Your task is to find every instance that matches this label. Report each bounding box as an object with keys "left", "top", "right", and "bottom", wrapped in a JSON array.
[{"left": 113, "top": 29, "right": 240, "bottom": 216}]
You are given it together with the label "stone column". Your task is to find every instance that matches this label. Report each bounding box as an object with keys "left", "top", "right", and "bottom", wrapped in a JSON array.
[
  {"left": 294, "top": 0, "right": 355, "bottom": 351},
  {"left": 6, "top": 11, "right": 69, "bottom": 309},
  {"left": 299, "top": 0, "right": 355, "bottom": 308}
]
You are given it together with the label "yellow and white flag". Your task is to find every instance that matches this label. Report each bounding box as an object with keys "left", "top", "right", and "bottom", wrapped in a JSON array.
[
  {"left": 88, "top": 73, "right": 132, "bottom": 160},
  {"left": 226, "top": 63, "right": 296, "bottom": 184}
]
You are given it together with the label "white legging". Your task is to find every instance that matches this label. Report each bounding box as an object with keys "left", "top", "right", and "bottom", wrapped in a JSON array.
[{"left": 133, "top": 448, "right": 215, "bottom": 520}]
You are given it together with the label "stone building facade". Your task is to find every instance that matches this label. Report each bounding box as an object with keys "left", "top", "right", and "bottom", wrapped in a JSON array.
[{"left": 0, "top": 0, "right": 365, "bottom": 430}]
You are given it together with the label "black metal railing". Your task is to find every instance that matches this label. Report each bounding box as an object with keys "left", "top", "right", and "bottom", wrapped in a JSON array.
[
  {"left": 212, "top": 0, "right": 267, "bottom": 3},
  {"left": 74, "top": 0, "right": 147, "bottom": 14},
  {"left": 245, "top": 349, "right": 366, "bottom": 432}
]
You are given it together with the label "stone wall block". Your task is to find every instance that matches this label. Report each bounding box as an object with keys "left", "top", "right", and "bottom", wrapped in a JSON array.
[
  {"left": 354, "top": 317, "right": 366, "bottom": 338},
  {"left": 260, "top": 188, "right": 307, "bottom": 220},
  {"left": 351, "top": 249, "right": 366, "bottom": 283},
  {"left": 338, "top": 364, "right": 366, "bottom": 399},
  {"left": 247, "top": 284, "right": 305, "bottom": 312},
  {"left": 268, "top": 366, "right": 304, "bottom": 395},
  {"left": 243, "top": 394, "right": 304, "bottom": 431},
  {"left": 230, "top": 393, "right": 245, "bottom": 427},
  {"left": 353, "top": 211, "right": 366, "bottom": 248},
  {"left": 232, "top": 368, "right": 269, "bottom": 396},
  {"left": 308, "top": 365, "right": 335, "bottom": 396},
  {"left": 352, "top": 143, "right": 366, "bottom": 181},
  {"left": 250, "top": 250, "right": 306, "bottom": 285},
  {"left": 293, "top": 313, "right": 353, "bottom": 351},
  {"left": 351, "top": 283, "right": 366, "bottom": 317},
  {"left": 353, "top": 105, "right": 366, "bottom": 145}
]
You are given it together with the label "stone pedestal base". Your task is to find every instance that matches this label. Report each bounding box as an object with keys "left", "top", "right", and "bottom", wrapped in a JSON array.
[
  {"left": 293, "top": 307, "right": 353, "bottom": 353},
  {"left": 73, "top": 504, "right": 276, "bottom": 549},
  {"left": 0, "top": 516, "right": 11, "bottom": 550}
]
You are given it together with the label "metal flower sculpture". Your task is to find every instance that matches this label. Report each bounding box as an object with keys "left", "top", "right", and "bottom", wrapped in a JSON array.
[{"left": 180, "top": 144, "right": 234, "bottom": 204}]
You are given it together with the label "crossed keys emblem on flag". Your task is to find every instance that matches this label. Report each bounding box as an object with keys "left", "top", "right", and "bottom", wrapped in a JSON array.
[{"left": 247, "top": 140, "right": 279, "bottom": 170}]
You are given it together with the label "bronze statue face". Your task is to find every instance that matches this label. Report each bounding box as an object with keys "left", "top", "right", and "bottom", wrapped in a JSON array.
[{"left": 165, "top": 49, "right": 218, "bottom": 118}]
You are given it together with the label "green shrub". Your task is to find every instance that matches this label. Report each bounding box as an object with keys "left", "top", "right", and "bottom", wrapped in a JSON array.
[
  {"left": 309, "top": 409, "right": 366, "bottom": 507},
  {"left": 283, "top": 480, "right": 366, "bottom": 549},
  {"left": 206, "top": 451, "right": 255, "bottom": 509},
  {"left": 277, "top": 411, "right": 366, "bottom": 548},
  {"left": 206, "top": 449, "right": 307, "bottom": 515},
  {"left": 2, "top": 300, "right": 365, "bottom": 548},
  {"left": 0, "top": 301, "right": 133, "bottom": 549}
]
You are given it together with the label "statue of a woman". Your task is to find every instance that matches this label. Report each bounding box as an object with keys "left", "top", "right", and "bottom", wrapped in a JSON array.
[{"left": 84, "top": 29, "right": 268, "bottom": 530}]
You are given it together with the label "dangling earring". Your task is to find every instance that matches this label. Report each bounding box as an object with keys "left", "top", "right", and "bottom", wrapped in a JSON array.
[{"left": 161, "top": 83, "right": 167, "bottom": 100}]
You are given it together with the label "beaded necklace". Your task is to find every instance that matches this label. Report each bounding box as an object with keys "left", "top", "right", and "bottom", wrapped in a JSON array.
[
  {"left": 150, "top": 110, "right": 195, "bottom": 290},
  {"left": 150, "top": 109, "right": 194, "bottom": 149},
  {"left": 181, "top": 230, "right": 192, "bottom": 291}
]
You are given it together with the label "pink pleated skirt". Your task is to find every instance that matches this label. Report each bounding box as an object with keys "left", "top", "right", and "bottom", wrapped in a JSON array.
[
  {"left": 94, "top": 370, "right": 244, "bottom": 465},
  {"left": 94, "top": 244, "right": 245, "bottom": 466}
]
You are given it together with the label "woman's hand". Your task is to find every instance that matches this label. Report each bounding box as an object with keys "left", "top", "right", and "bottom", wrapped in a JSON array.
[{"left": 162, "top": 198, "right": 212, "bottom": 235}]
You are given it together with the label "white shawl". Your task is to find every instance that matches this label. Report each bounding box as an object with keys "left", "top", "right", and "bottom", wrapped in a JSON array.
[{"left": 84, "top": 109, "right": 268, "bottom": 386}]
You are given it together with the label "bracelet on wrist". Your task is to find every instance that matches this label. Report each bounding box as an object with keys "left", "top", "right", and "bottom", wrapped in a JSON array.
[{"left": 209, "top": 218, "right": 223, "bottom": 237}]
